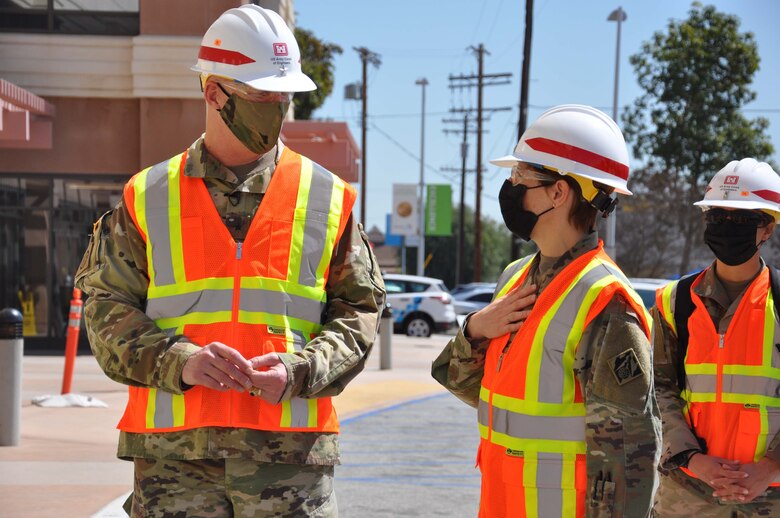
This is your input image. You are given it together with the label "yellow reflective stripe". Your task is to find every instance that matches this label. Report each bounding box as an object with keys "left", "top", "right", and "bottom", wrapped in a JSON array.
[
  {"left": 134, "top": 167, "right": 153, "bottom": 286},
  {"left": 524, "top": 450, "right": 539, "bottom": 518},
  {"left": 685, "top": 392, "right": 716, "bottom": 403},
  {"left": 526, "top": 260, "right": 602, "bottom": 402},
  {"left": 308, "top": 399, "right": 318, "bottom": 428},
  {"left": 561, "top": 452, "right": 578, "bottom": 517},
  {"left": 489, "top": 430, "right": 587, "bottom": 454},
  {"left": 764, "top": 287, "right": 775, "bottom": 367},
  {"left": 722, "top": 364, "right": 780, "bottom": 377},
  {"left": 316, "top": 178, "right": 345, "bottom": 290},
  {"left": 240, "top": 277, "right": 327, "bottom": 302},
  {"left": 155, "top": 311, "right": 232, "bottom": 330},
  {"left": 148, "top": 277, "right": 235, "bottom": 298},
  {"left": 721, "top": 393, "right": 780, "bottom": 406},
  {"left": 237, "top": 311, "right": 322, "bottom": 335},
  {"left": 288, "top": 157, "right": 313, "bottom": 284},
  {"left": 685, "top": 363, "right": 717, "bottom": 375},
  {"left": 496, "top": 258, "right": 534, "bottom": 299},
  {"left": 166, "top": 156, "right": 186, "bottom": 285},
  {"left": 488, "top": 390, "right": 586, "bottom": 417},
  {"left": 172, "top": 394, "right": 185, "bottom": 427},
  {"left": 145, "top": 388, "right": 157, "bottom": 428},
  {"left": 660, "top": 282, "right": 677, "bottom": 335},
  {"left": 280, "top": 401, "right": 292, "bottom": 427},
  {"left": 756, "top": 407, "right": 769, "bottom": 462}
]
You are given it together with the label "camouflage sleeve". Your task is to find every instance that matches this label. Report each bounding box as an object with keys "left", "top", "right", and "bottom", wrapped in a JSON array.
[
  {"left": 581, "top": 296, "right": 661, "bottom": 518},
  {"left": 277, "top": 216, "right": 386, "bottom": 399},
  {"left": 649, "top": 304, "right": 703, "bottom": 469},
  {"left": 430, "top": 320, "right": 490, "bottom": 408},
  {"left": 74, "top": 200, "right": 200, "bottom": 393}
]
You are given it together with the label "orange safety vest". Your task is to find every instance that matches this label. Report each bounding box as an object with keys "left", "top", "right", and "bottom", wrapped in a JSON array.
[
  {"left": 478, "top": 243, "right": 651, "bottom": 518},
  {"left": 120, "top": 147, "right": 356, "bottom": 433},
  {"left": 656, "top": 268, "right": 780, "bottom": 485}
]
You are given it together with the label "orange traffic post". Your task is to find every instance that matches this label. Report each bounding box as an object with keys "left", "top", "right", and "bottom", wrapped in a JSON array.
[{"left": 61, "top": 288, "right": 83, "bottom": 395}]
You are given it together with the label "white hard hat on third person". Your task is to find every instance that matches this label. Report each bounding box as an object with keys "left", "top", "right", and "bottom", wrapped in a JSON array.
[
  {"left": 491, "top": 104, "right": 632, "bottom": 195},
  {"left": 191, "top": 4, "right": 316, "bottom": 93},
  {"left": 694, "top": 158, "right": 780, "bottom": 221}
]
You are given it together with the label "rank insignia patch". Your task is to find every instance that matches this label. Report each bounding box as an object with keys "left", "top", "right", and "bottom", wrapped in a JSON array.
[{"left": 609, "top": 348, "right": 644, "bottom": 385}]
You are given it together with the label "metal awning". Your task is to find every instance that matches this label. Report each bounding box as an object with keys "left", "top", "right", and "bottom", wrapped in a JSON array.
[
  {"left": 0, "top": 79, "right": 56, "bottom": 149},
  {"left": 281, "top": 120, "right": 359, "bottom": 183}
]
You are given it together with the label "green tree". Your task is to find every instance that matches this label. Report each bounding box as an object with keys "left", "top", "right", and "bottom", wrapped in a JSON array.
[
  {"left": 425, "top": 205, "right": 512, "bottom": 288},
  {"left": 293, "top": 27, "right": 342, "bottom": 120},
  {"left": 622, "top": 3, "right": 773, "bottom": 275}
]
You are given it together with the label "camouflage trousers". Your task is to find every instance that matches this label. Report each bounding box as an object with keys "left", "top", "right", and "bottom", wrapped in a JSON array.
[
  {"left": 654, "top": 471, "right": 780, "bottom": 517},
  {"left": 124, "top": 458, "right": 337, "bottom": 517}
]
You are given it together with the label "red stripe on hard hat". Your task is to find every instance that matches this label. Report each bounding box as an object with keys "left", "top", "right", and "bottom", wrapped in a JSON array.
[
  {"left": 525, "top": 137, "right": 629, "bottom": 180},
  {"left": 753, "top": 189, "right": 780, "bottom": 204},
  {"left": 198, "top": 46, "right": 256, "bottom": 66}
]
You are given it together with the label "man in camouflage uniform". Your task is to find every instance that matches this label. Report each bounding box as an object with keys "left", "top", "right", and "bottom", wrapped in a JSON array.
[
  {"left": 651, "top": 159, "right": 780, "bottom": 517},
  {"left": 432, "top": 105, "right": 661, "bottom": 517},
  {"left": 76, "top": 5, "right": 385, "bottom": 517}
]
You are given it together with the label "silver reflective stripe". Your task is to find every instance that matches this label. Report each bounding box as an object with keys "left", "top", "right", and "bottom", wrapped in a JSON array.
[
  {"left": 769, "top": 412, "right": 780, "bottom": 461},
  {"left": 478, "top": 400, "right": 489, "bottom": 427},
  {"left": 538, "top": 265, "right": 611, "bottom": 403},
  {"left": 536, "top": 452, "right": 564, "bottom": 516},
  {"left": 144, "top": 162, "right": 176, "bottom": 287},
  {"left": 289, "top": 398, "right": 310, "bottom": 427},
  {"left": 686, "top": 374, "right": 717, "bottom": 394},
  {"left": 154, "top": 390, "right": 173, "bottom": 429},
  {"left": 291, "top": 329, "right": 307, "bottom": 352},
  {"left": 723, "top": 374, "right": 780, "bottom": 398},
  {"left": 496, "top": 255, "right": 535, "bottom": 294},
  {"left": 491, "top": 407, "right": 585, "bottom": 442},
  {"left": 299, "top": 163, "right": 335, "bottom": 287},
  {"left": 240, "top": 288, "right": 324, "bottom": 323},
  {"left": 146, "top": 290, "right": 234, "bottom": 320}
]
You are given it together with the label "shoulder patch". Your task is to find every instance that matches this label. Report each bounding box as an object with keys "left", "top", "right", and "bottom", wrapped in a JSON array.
[{"left": 608, "top": 348, "right": 645, "bottom": 385}]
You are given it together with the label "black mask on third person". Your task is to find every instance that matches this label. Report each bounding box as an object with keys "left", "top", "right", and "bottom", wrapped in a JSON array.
[
  {"left": 499, "top": 179, "right": 554, "bottom": 241},
  {"left": 703, "top": 209, "right": 767, "bottom": 266}
]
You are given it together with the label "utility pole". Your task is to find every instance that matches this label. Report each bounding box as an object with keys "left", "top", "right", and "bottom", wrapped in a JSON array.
[
  {"left": 511, "top": 0, "right": 535, "bottom": 260},
  {"left": 352, "top": 47, "right": 381, "bottom": 226},
  {"left": 606, "top": 7, "right": 627, "bottom": 260},
  {"left": 449, "top": 45, "right": 511, "bottom": 281},
  {"left": 415, "top": 77, "right": 428, "bottom": 276},
  {"left": 442, "top": 114, "right": 481, "bottom": 286}
]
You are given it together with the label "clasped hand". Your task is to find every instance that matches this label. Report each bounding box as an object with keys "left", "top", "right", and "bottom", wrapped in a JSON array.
[
  {"left": 181, "top": 342, "right": 288, "bottom": 403},
  {"left": 689, "top": 453, "right": 780, "bottom": 503}
]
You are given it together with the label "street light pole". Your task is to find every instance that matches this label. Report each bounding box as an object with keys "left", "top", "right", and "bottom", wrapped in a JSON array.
[
  {"left": 415, "top": 77, "right": 428, "bottom": 276},
  {"left": 606, "top": 6, "right": 626, "bottom": 260}
]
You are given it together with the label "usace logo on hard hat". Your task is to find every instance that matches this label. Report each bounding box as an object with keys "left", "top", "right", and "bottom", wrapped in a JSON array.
[
  {"left": 724, "top": 175, "right": 740, "bottom": 185},
  {"left": 273, "top": 43, "right": 288, "bottom": 56}
]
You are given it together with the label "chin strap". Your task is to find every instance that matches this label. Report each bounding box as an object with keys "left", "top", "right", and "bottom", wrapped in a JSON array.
[{"left": 590, "top": 190, "right": 618, "bottom": 217}]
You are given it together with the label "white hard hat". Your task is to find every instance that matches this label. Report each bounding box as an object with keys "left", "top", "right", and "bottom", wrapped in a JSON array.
[
  {"left": 191, "top": 4, "right": 316, "bottom": 93},
  {"left": 491, "top": 104, "right": 632, "bottom": 195},
  {"left": 694, "top": 158, "right": 780, "bottom": 221}
]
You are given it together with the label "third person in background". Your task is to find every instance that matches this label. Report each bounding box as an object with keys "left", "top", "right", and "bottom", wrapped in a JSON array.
[
  {"left": 652, "top": 158, "right": 780, "bottom": 516},
  {"left": 432, "top": 104, "right": 661, "bottom": 517}
]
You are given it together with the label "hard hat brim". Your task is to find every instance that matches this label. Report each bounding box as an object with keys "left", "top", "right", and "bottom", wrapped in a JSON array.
[
  {"left": 694, "top": 199, "right": 778, "bottom": 212},
  {"left": 191, "top": 65, "right": 317, "bottom": 93},
  {"left": 489, "top": 154, "right": 522, "bottom": 168}
]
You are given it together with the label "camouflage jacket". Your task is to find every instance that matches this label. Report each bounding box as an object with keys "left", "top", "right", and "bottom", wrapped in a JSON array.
[
  {"left": 651, "top": 261, "right": 780, "bottom": 475},
  {"left": 432, "top": 232, "right": 662, "bottom": 517},
  {"left": 75, "top": 137, "right": 386, "bottom": 465}
]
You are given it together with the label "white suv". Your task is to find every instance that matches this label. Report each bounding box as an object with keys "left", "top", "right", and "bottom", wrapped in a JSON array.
[{"left": 382, "top": 273, "right": 457, "bottom": 337}]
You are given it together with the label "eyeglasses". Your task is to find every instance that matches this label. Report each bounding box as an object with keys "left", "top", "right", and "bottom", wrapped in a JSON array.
[
  {"left": 510, "top": 163, "right": 557, "bottom": 186},
  {"left": 217, "top": 81, "right": 292, "bottom": 103},
  {"left": 704, "top": 208, "right": 772, "bottom": 227}
]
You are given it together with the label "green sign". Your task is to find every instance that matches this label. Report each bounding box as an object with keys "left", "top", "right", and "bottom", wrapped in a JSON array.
[{"left": 425, "top": 184, "right": 452, "bottom": 236}]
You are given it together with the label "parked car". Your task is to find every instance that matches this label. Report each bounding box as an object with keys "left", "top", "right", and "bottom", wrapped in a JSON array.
[
  {"left": 628, "top": 277, "right": 671, "bottom": 309},
  {"left": 453, "top": 285, "right": 497, "bottom": 315},
  {"left": 450, "top": 282, "right": 496, "bottom": 298},
  {"left": 382, "top": 273, "right": 457, "bottom": 337}
]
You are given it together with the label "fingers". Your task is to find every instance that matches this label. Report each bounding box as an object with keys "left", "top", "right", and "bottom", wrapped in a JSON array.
[
  {"left": 210, "top": 342, "right": 253, "bottom": 373},
  {"left": 250, "top": 353, "right": 282, "bottom": 370}
]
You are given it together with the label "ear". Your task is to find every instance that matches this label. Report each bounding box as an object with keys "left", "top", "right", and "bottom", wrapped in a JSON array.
[
  {"left": 548, "top": 178, "right": 571, "bottom": 208},
  {"left": 203, "top": 79, "right": 224, "bottom": 110},
  {"left": 760, "top": 221, "right": 775, "bottom": 242}
]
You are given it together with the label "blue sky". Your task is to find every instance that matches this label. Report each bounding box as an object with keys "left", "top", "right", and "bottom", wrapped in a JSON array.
[{"left": 295, "top": 0, "right": 780, "bottom": 233}]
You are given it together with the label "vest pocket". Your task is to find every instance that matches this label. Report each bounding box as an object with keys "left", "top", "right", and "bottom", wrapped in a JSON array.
[
  {"left": 501, "top": 453, "right": 578, "bottom": 489},
  {"left": 180, "top": 216, "right": 205, "bottom": 280}
]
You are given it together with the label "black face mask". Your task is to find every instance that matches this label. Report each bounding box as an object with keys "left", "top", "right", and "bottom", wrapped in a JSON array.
[
  {"left": 703, "top": 210, "right": 765, "bottom": 266},
  {"left": 499, "top": 179, "right": 554, "bottom": 241}
]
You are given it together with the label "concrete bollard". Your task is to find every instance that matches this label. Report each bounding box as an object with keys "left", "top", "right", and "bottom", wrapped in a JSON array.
[
  {"left": 379, "top": 303, "right": 393, "bottom": 370},
  {"left": 0, "top": 308, "right": 23, "bottom": 446}
]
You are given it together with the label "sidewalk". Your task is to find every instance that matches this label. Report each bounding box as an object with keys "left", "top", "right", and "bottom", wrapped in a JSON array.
[{"left": 0, "top": 334, "right": 454, "bottom": 518}]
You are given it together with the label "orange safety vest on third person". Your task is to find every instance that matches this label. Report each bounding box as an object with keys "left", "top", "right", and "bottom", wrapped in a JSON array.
[
  {"left": 656, "top": 268, "right": 780, "bottom": 486},
  {"left": 120, "top": 147, "right": 356, "bottom": 434},
  {"left": 477, "top": 242, "right": 651, "bottom": 518}
]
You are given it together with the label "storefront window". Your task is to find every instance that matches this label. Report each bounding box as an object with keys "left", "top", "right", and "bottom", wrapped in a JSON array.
[
  {"left": 0, "top": 0, "right": 139, "bottom": 35},
  {"left": 0, "top": 175, "right": 124, "bottom": 347}
]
